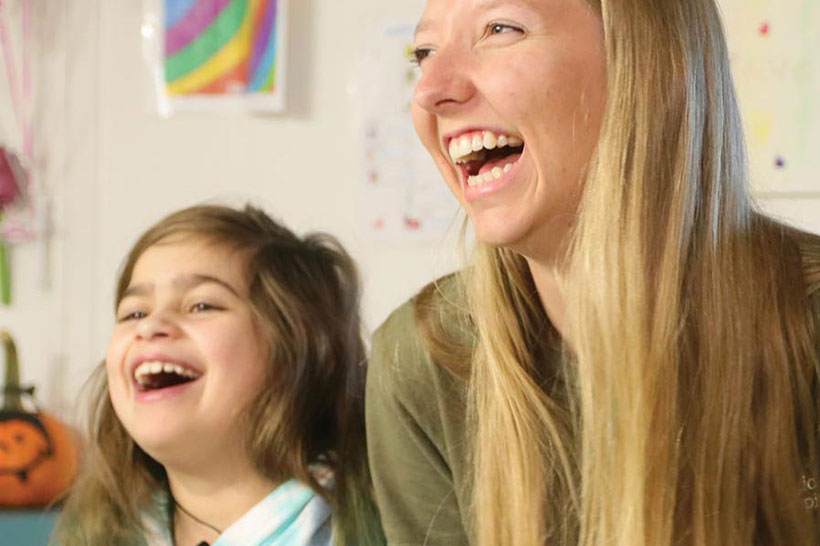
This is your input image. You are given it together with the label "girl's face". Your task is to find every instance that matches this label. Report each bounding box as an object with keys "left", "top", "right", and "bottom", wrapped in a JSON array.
[
  {"left": 106, "top": 237, "right": 267, "bottom": 468},
  {"left": 412, "top": 0, "right": 606, "bottom": 260}
]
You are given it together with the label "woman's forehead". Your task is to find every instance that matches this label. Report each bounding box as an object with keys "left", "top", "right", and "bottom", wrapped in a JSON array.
[{"left": 416, "top": 0, "right": 598, "bottom": 35}]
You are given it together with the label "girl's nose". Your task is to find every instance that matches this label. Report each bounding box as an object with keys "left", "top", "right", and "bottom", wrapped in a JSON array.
[
  {"left": 413, "top": 48, "right": 476, "bottom": 116},
  {"left": 135, "top": 311, "right": 180, "bottom": 340}
]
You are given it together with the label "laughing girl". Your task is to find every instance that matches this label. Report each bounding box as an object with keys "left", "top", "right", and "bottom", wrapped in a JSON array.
[{"left": 55, "top": 204, "right": 384, "bottom": 546}]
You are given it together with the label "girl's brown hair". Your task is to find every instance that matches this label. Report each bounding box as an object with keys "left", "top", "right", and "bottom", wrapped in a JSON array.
[
  {"left": 418, "top": 0, "right": 820, "bottom": 544},
  {"left": 55, "top": 204, "right": 384, "bottom": 546}
]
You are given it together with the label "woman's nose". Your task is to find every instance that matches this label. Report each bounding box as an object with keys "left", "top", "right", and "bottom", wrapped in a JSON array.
[{"left": 413, "top": 48, "right": 476, "bottom": 115}]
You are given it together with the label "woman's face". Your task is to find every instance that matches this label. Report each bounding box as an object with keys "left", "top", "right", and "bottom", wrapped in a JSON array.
[
  {"left": 412, "top": 0, "right": 606, "bottom": 260},
  {"left": 106, "top": 238, "right": 266, "bottom": 469}
]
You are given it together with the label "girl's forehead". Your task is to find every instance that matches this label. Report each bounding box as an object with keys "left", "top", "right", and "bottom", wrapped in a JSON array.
[
  {"left": 149, "top": 232, "right": 240, "bottom": 252},
  {"left": 126, "top": 238, "right": 251, "bottom": 293},
  {"left": 139, "top": 235, "right": 248, "bottom": 266}
]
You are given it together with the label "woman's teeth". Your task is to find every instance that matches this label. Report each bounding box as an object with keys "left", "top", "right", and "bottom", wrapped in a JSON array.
[
  {"left": 467, "top": 163, "right": 514, "bottom": 187},
  {"left": 448, "top": 130, "right": 524, "bottom": 163}
]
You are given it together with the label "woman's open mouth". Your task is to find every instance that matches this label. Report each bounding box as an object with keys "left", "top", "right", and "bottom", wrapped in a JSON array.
[
  {"left": 448, "top": 130, "right": 524, "bottom": 188},
  {"left": 133, "top": 361, "right": 202, "bottom": 392}
]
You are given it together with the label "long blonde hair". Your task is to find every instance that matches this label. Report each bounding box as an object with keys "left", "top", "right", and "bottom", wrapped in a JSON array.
[
  {"left": 421, "top": 0, "right": 820, "bottom": 544},
  {"left": 55, "top": 204, "right": 384, "bottom": 546}
]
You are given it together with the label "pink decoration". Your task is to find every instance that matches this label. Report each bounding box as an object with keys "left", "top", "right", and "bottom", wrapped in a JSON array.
[
  {"left": 0, "top": 148, "right": 26, "bottom": 209},
  {"left": 403, "top": 216, "right": 422, "bottom": 231}
]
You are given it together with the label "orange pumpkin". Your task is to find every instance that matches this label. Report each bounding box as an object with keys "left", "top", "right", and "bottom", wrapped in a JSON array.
[{"left": 0, "top": 331, "right": 78, "bottom": 507}]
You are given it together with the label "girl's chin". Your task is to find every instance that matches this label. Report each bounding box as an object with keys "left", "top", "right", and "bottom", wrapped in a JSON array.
[{"left": 131, "top": 431, "right": 208, "bottom": 468}]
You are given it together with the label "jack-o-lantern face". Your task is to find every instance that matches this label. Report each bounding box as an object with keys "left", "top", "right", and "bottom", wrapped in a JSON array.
[
  {"left": 0, "top": 412, "right": 52, "bottom": 483},
  {"left": 0, "top": 410, "right": 76, "bottom": 507},
  {"left": 0, "top": 331, "right": 78, "bottom": 507}
]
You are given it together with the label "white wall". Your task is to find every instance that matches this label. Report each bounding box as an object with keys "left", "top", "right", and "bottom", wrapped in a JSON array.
[
  {"left": 94, "top": 0, "right": 451, "bottom": 345},
  {"left": 0, "top": 0, "right": 818, "bottom": 422},
  {"left": 0, "top": 0, "right": 103, "bottom": 417},
  {"left": 1, "top": 0, "right": 461, "bottom": 420}
]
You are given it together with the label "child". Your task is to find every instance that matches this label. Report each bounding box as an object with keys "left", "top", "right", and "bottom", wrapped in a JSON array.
[{"left": 54, "top": 204, "right": 385, "bottom": 546}]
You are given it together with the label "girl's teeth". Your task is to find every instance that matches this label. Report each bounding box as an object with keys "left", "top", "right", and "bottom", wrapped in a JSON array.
[
  {"left": 133, "top": 360, "right": 202, "bottom": 383},
  {"left": 482, "top": 131, "right": 497, "bottom": 150},
  {"left": 497, "top": 135, "right": 508, "bottom": 147},
  {"left": 507, "top": 136, "right": 523, "bottom": 147},
  {"left": 504, "top": 163, "right": 513, "bottom": 173},
  {"left": 492, "top": 167, "right": 503, "bottom": 179}
]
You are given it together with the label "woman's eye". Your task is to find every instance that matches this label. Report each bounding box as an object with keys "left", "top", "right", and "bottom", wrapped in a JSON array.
[
  {"left": 411, "top": 47, "right": 435, "bottom": 66},
  {"left": 486, "top": 22, "right": 523, "bottom": 37}
]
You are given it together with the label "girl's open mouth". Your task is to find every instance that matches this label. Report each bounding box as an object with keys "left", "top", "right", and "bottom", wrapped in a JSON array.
[
  {"left": 133, "top": 361, "right": 202, "bottom": 392},
  {"left": 448, "top": 130, "right": 525, "bottom": 188}
]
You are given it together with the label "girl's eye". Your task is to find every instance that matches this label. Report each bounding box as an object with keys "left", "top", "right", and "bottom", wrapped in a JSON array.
[
  {"left": 189, "top": 302, "right": 219, "bottom": 313},
  {"left": 411, "top": 47, "right": 435, "bottom": 66},
  {"left": 118, "top": 310, "right": 147, "bottom": 322}
]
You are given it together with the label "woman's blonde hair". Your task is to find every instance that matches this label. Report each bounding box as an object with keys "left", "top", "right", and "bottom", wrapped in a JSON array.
[
  {"left": 419, "top": 0, "right": 820, "bottom": 544},
  {"left": 55, "top": 204, "right": 384, "bottom": 546}
]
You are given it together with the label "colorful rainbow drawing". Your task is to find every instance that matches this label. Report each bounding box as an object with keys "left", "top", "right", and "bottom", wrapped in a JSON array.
[{"left": 164, "top": 0, "right": 283, "bottom": 97}]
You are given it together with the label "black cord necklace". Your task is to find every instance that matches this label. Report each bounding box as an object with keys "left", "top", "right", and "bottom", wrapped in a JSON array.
[{"left": 173, "top": 498, "right": 223, "bottom": 539}]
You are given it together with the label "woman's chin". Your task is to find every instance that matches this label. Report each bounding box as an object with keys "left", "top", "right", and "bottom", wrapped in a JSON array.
[
  {"left": 470, "top": 209, "right": 575, "bottom": 265},
  {"left": 470, "top": 214, "right": 532, "bottom": 250}
]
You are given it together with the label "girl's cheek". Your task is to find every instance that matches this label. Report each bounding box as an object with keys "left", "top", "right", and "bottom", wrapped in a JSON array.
[{"left": 105, "top": 336, "right": 130, "bottom": 387}]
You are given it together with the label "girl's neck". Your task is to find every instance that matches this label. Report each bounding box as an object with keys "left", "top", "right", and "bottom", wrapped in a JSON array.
[{"left": 166, "top": 459, "right": 280, "bottom": 546}]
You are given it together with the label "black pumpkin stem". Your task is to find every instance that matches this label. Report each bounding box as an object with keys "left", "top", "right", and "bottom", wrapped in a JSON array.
[{"left": 1, "top": 331, "right": 22, "bottom": 412}]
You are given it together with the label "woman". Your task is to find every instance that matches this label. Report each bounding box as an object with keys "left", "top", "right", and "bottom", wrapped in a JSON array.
[{"left": 365, "top": 0, "right": 820, "bottom": 545}]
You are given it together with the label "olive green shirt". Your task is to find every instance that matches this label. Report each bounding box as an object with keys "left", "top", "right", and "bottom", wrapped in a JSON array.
[
  {"left": 366, "top": 277, "right": 473, "bottom": 546},
  {"left": 367, "top": 240, "right": 820, "bottom": 546}
]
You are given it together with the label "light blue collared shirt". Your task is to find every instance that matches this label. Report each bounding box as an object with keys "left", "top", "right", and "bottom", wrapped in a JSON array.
[
  {"left": 144, "top": 480, "right": 332, "bottom": 546},
  {"left": 214, "top": 479, "right": 332, "bottom": 546}
]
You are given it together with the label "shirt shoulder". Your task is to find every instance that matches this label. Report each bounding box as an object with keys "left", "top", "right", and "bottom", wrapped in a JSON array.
[
  {"left": 367, "top": 275, "right": 473, "bottom": 546},
  {"left": 369, "top": 274, "right": 471, "bottom": 411}
]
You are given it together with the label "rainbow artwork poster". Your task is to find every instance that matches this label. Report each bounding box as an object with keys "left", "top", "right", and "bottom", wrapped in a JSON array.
[{"left": 159, "top": 0, "right": 288, "bottom": 112}]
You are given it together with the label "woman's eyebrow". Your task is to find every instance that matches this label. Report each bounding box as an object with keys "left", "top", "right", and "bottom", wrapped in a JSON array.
[
  {"left": 415, "top": 0, "right": 533, "bottom": 38},
  {"left": 414, "top": 18, "right": 434, "bottom": 39},
  {"left": 477, "top": 0, "right": 509, "bottom": 8}
]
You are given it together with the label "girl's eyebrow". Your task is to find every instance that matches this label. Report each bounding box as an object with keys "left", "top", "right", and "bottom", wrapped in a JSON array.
[
  {"left": 175, "top": 274, "right": 241, "bottom": 297},
  {"left": 121, "top": 274, "right": 241, "bottom": 299}
]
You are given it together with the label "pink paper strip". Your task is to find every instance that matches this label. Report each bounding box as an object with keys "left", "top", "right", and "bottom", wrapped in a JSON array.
[{"left": 0, "top": 0, "right": 23, "bottom": 134}]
